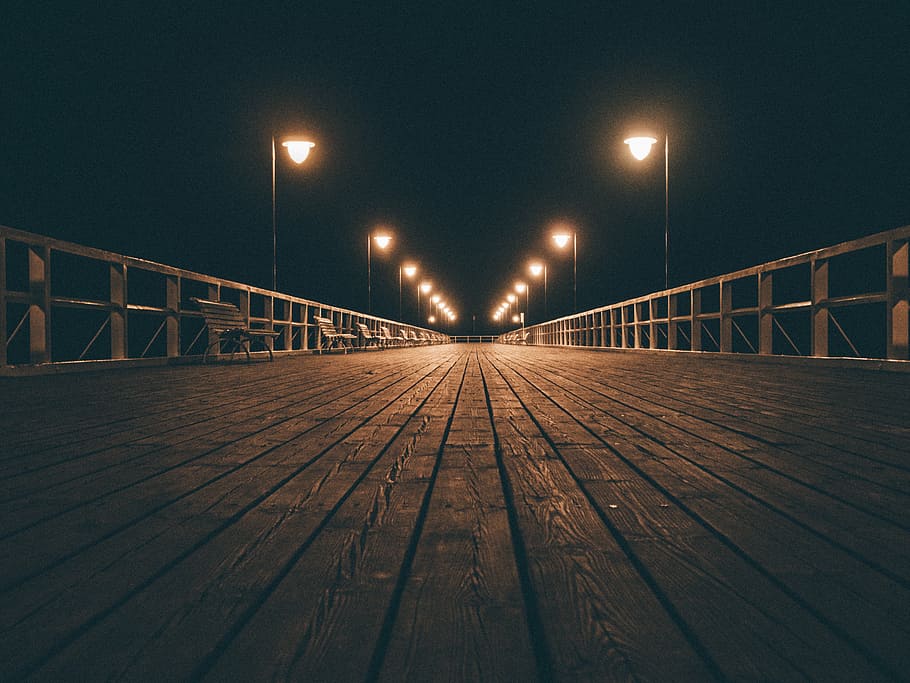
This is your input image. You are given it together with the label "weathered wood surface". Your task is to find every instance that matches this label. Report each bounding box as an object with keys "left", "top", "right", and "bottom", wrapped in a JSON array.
[{"left": 1, "top": 345, "right": 908, "bottom": 681}]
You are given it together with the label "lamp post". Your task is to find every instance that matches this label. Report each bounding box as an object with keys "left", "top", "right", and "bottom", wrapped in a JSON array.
[
  {"left": 368, "top": 231, "right": 392, "bottom": 314},
  {"left": 400, "top": 263, "right": 417, "bottom": 321},
  {"left": 625, "top": 133, "right": 669, "bottom": 290},
  {"left": 515, "top": 281, "right": 528, "bottom": 323},
  {"left": 419, "top": 281, "right": 432, "bottom": 322},
  {"left": 271, "top": 136, "right": 315, "bottom": 292},
  {"left": 529, "top": 261, "right": 547, "bottom": 319},
  {"left": 552, "top": 228, "right": 577, "bottom": 313}
]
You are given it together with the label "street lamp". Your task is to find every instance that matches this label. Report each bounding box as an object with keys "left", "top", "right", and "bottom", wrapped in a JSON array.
[
  {"left": 552, "top": 227, "right": 577, "bottom": 313},
  {"left": 400, "top": 263, "right": 417, "bottom": 321},
  {"left": 529, "top": 261, "right": 547, "bottom": 319},
  {"left": 515, "top": 281, "right": 528, "bottom": 323},
  {"left": 368, "top": 230, "right": 392, "bottom": 314},
  {"left": 419, "top": 281, "right": 433, "bottom": 321},
  {"left": 271, "top": 135, "right": 315, "bottom": 291},
  {"left": 625, "top": 133, "right": 670, "bottom": 290}
]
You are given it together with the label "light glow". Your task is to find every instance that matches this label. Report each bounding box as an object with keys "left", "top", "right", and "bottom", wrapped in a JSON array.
[
  {"left": 624, "top": 136, "right": 658, "bottom": 161},
  {"left": 403, "top": 264, "right": 417, "bottom": 278},
  {"left": 373, "top": 234, "right": 392, "bottom": 249},
  {"left": 515, "top": 282, "right": 527, "bottom": 294},
  {"left": 507, "top": 293, "right": 517, "bottom": 304},
  {"left": 552, "top": 233, "right": 571, "bottom": 249},
  {"left": 420, "top": 281, "right": 433, "bottom": 294},
  {"left": 529, "top": 263, "right": 544, "bottom": 277},
  {"left": 282, "top": 140, "right": 315, "bottom": 164}
]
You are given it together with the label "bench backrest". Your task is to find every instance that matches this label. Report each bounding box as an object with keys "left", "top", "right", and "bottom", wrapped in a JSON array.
[
  {"left": 191, "top": 298, "right": 246, "bottom": 332},
  {"left": 355, "top": 322, "right": 375, "bottom": 337}
]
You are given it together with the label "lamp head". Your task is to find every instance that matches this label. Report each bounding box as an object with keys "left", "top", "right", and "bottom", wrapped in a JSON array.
[
  {"left": 529, "top": 262, "right": 544, "bottom": 277},
  {"left": 507, "top": 293, "right": 517, "bottom": 303},
  {"left": 373, "top": 233, "right": 392, "bottom": 250},
  {"left": 420, "top": 281, "right": 433, "bottom": 294},
  {"left": 552, "top": 233, "right": 571, "bottom": 249},
  {"left": 282, "top": 140, "right": 315, "bottom": 164},
  {"left": 403, "top": 264, "right": 417, "bottom": 278},
  {"left": 515, "top": 282, "right": 527, "bottom": 294},
  {"left": 624, "top": 136, "right": 658, "bottom": 161}
]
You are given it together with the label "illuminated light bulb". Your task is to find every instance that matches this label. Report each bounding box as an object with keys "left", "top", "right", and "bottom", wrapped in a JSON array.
[
  {"left": 552, "top": 233, "right": 571, "bottom": 249},
  {"left": 529, "top": 263, "right": 544, "bottom": 277},
  {"left": 282, "top": 140, "right": 315, "bottom": 164},
  {"left": 403, "top": 264, "right": 417, "bottom": 278},
  {"left": 374, "top": 234, "right": 392, "bottom": 249},
  {"left": 624, "top": 136, "right": 657, "bottom": 161}
]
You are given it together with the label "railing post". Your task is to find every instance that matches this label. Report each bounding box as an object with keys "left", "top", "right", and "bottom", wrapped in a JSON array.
[
  {"left": 633, "top": 302, "right": 642, "bottom": 348},
  {"left": 649, "top": 299, "right": 658, "bottom": 349},
  {"left": 166, "top": 274, "right": 179, "bottom": 357},
  {"left": 28, "top": 244, "right": 50, "bottom": 364},
  {"left": 667, "top": 294, "right": 678, "bottom": 350},
  {"left": 888, "top": 238, "right": 909, "bottom": 359},
  {"left": 110, "top": 262, "right": 127, "bottom": 359},
  {"left": 207, "top": 283, "right": 220, "bottom": 353},
  {"left": 720, "top": 280, "right": 732, "bottom": 353},
  {"left": 0, "top": 236, "right": 7, "bottom": 367},
  {"left": 811, "top": 257, "right": 829, "bottom": 357},
  {"left": 691, "top": 289, "right": 702, "bottom": 351},
  {"left": 759, "top": 271, "right": 773, "bottom": 354},
  {"left": 608, "top": 308, "right": 617, "bottom": 348}
]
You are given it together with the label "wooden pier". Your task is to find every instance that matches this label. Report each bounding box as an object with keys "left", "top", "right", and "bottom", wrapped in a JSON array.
[{"left": 1, "top": 345, "right": 908, "bottom": 681}]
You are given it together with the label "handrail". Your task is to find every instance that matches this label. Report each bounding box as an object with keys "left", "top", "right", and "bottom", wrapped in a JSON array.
[
  {"left": 1, "top": 225, "right": 450, "bottom": 372},
  {"left": 499, "top": 224, "right": 909, "bottom": 361}
]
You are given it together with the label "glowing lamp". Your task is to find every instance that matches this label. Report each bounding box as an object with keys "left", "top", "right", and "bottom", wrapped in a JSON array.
[
  {"left": 421, "top": 281, "right": 433, "bottom": 294},
  {"left": 552, "top": 233, "right": 571, "bottom": 249},
  {"left": 374, "top": 234, "right": 392, "bottom": 249},
  {"left": 529, "top": 263, "right": 543, "bottom": 277},
  {"left": 403, "top": 264, "right": 417, "bottom": 278},
  {"left": 282, "top": 140, "right": 315, "bottom": 164},
  {"left": 515, "top": 282, "right": 527, "bottom": 294},
  {"left": 624, "top": 136, "right": 657, "bottom": 161}
]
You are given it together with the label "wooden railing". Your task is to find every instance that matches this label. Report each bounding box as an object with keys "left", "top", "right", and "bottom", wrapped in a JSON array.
[
  {"left": 1, "top": 225, "right": 449, "bottom": 372},
  {"left": 500, "top": 225, "right": 910, "bottom": 362}
]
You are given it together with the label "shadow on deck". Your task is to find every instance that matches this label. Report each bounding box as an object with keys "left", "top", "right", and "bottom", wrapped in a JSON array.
[{"left": 1, "top": 345, "right": 908, "bottom": 681}]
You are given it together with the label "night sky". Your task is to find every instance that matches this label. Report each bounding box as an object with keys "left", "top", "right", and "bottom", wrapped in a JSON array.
[{"left": 3, "top": 3, "right": 909, "bottom": 333}]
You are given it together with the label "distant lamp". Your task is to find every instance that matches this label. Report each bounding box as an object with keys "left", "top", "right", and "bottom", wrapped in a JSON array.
[
  {"left": 551, "top": 225, "right": 578, "bottom": 313},
  {"left": 552, "top": 233, "right": 571, "bottom": 249},
  {"left": 529, "top": 263, "right": 543, "bottom": 278},
  {"left": 282, "top": 140, "right": 316, "bottom": 164},
  {"left": 367, "top": 229, "right": 394, "bottom": 314},
  {"left": 421, "top": 282, "right": 433, "bottom": 294},
  {"left": 624, "top": 136, "right": 657, "bottom": 161}
]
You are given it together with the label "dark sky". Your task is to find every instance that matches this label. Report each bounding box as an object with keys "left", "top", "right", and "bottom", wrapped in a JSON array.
[{"left": 3, "top": 3, "right": 910, "bottom": 333}]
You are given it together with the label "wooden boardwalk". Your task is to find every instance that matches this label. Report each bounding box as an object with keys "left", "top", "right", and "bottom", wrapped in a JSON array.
[{"left": 1, "top": 344, "right": 908, "bottom": 681}]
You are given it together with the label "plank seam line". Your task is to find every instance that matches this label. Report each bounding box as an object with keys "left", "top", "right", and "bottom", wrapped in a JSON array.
[{"left": 477, "top": 351, "right": 553, "bottom": 682}]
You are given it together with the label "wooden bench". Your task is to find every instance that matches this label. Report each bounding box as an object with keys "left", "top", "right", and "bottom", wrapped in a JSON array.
[
  {"left": 191, "top": 297, "right": 280, "bottom": 362},
  {"left": 355, "top": 322, "right": 383, "bottom": 350},
  {"left": 314, "top": 316, "right": 357, "bottom": 354},
  {"left": 380, "top": 326, "right": 406, "bottom": 348}
]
